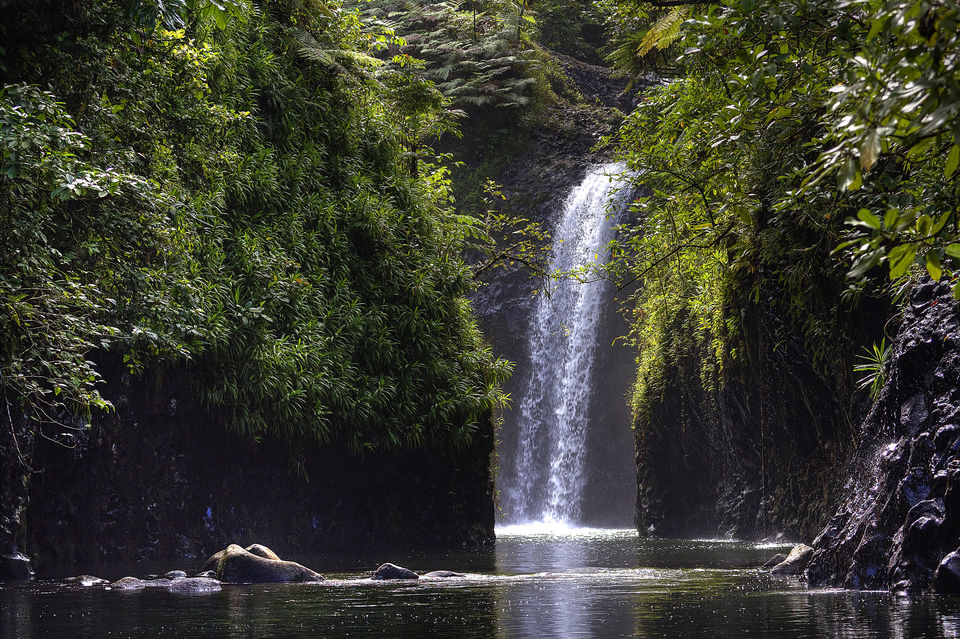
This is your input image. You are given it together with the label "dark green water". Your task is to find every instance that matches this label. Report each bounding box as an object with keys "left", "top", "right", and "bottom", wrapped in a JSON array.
[{"left": 3, "top": 529, "right": 959, "bottom": 638}]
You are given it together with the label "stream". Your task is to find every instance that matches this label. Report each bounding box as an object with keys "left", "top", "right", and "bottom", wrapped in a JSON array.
[{"left": 3, "top": 529, "right": 958, "bottom": 638}]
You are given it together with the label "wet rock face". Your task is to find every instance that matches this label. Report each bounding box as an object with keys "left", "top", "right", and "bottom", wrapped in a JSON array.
[
  {"left": 1, "top": 551, "right": 35, "bottom": 580},
  {"left": 634, "top": 277, "right": 862, "bottom": 541},
  {"left": 934, "top": 551, "right": 960, "bottom": 594},
  {"left": 21, "top": 361, "right": 495, "bottom": 570},
  {"left": 0, "top": 411, "right": 33, "bottom": 581},
  {"left": 807, "top": 281, "right": 960, "bottom": 592}
]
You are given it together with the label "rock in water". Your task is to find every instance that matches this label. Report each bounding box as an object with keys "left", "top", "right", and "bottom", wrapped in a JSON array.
[
  {"left": 217, "top": 544, "right": 323, "bottom": 583},
  {"left": 762, "top": 553, "right": 788, "bottom": 569},
  {"left": 770, "top": 544, "right": 814, "bottom": 575},
  {"left": 1, "top": 552, "right": 34, "bottom": 580},
  {"left": 422, "top": 570, "right": 464, "bottom": 578},
  {"left": 245, "top": 544, "right": 281, "bottom": 561},
  {"left": 934, "top": 551, "right": 960, "bottom": 594},
  {"left": 108, "top": 576, "right": 221, "bottom": 593},
  {"left": 164, "top": 570, "right": 188, "bottom": 580},
  {"left": 201, "top": 549, "right": 227, "bottom": 573},
  {"left": 202, "top": 543, "right": 281, "bottom": 572},
  {"left": 109, "top": 577, "right": 173, "bottom": 590},
  {"left": 373, "top": 563, "right": 419, "bottom": 580}
]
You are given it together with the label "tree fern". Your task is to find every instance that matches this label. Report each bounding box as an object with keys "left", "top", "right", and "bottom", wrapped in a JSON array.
[{"left": 637, "top": 7, "right": 689, "bottom": 58}]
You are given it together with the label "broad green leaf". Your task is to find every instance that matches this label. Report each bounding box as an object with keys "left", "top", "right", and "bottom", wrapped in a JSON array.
[
  {"left": 946, "top": 145, "right": 960, "bottom": 178},
  {"left": 832, "top": 239, "right": 863, "bottom": 254},
  {"left": 933, "top": 211, "right": 952, "bottom": 235},
  {"left": 838, "top": 157, "right": 857, "bottom": 191},
  {"left": 883, "top": 208, "right": 898, "bottom": 229},
  {"left": 946, "top": 244, "right": 960, "bottom": 259},
  {"left": 926, "top": 251, "right": 942, "bottom": 281},
  {"left": 850, "top": 248, "right": 884, "bottom": 278},
  {"left": 888, "top": 244, "right": 916, "bottom": 278},
  {"left": 908, "top": 137, "right": 936, "bottom": 157},
  {"left": 857, "top": 208, "right": 881, "bottom": 229}
]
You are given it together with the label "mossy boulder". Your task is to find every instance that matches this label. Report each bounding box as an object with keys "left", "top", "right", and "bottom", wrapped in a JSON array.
[{"left": 216, "top": 544, "right": 323, "bottom": 583}]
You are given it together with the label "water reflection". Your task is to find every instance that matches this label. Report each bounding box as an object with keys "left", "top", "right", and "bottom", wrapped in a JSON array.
[{"left": 3, "top": 531, "right": 960, "bottom": 638}]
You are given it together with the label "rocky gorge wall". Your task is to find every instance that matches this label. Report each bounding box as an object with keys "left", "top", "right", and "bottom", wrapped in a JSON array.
[
  {"left": 633, "top": 277, "right": 882, "bottom": 542},
  {"left": 1, "top": 361, "right": 494, "bottom": 576},
  {"left": 632, "top": 273, "right": 960, "bottom": 595},
  {"left": 807, "top": 281, "right": 960, "bottom": 593}
]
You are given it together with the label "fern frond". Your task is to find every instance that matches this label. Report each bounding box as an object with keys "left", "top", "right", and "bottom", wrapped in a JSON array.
[{"left": 637, "top": 8, "right": 689, "bottom": 57}]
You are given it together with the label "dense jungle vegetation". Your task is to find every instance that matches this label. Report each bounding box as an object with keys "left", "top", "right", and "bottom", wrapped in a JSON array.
[
  {"left": 0, "top": 0, "right": 529, "bottom": 457},
  {"left": 3, "top": 0, "right": 959, "bottom": 472},
  {"left": 600, "top": 0, "right": 960, "bottom": 426}
]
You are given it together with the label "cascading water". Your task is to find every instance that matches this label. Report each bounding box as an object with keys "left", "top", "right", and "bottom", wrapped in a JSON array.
[{"left": 499, "top": 162, "right": 634, "bottom": 528}]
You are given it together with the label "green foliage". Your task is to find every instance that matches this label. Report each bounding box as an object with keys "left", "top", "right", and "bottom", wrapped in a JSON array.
[
  {"left": 0, "top": 0, "right": 509, "bottom": 454},
  {"left": 467, "top": 179, "right": 552, "bottom": 277},
  {"left": 604, "top": 0, "right": 891, "bottom": 417},
  {"left": 804, "top": 0, "right": 960, "bottom": 296},
  {"left": 636, "top": 7, "right": 688, "bottom": 58},
  {"left": 608, "top": 0, "right": 960, "bottom": 421},
  {"left": 600, "top": 1, "right": 681, "bottom": 78},
  {"left": 353, "top": 1, "right": 545, "bottom": 110},
  {"left": 854, "top": 338, "right": 889, "bottom": 400}
]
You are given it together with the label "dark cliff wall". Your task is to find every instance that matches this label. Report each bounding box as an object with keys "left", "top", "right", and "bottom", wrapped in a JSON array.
[
  {"left": 807, "top": 281, "right": 960, "bottom": 593},
  {"left": 634, "top": 278, "right": 877, "bottom": 541},
  {"left": 7, "top": 363, "right": 494, "bottom": 573}
]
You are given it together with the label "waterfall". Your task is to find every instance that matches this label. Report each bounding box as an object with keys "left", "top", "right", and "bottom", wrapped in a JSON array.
[{"left": 500, "top": 162, "right": 633, "bottom": 527}]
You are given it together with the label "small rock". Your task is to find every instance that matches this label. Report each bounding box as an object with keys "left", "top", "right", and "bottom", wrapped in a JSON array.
[
  {"left": 194, "top": 570, "right": 217, "bottom": 579},
  {"left": 891, "top": 579, "right": 915, "bottom": 595},
  {"left": 164, "top": 570, "right": 188, "bottom": 580},
  {"left": 217, "top": 544, "right": 323, "bottom": 583},
  {"left": 762, "top": 553, "right": 788, "bottom": 569},
  {"left": 900, "top": 468, "right": 933, "bottom": 507},
  {"left": 109, "top": 577, "right": 173, "bottom": 591},
  {"left": 770, "top": 544, "right": 814, "bottom": 576},
  {"left": 935, "top": 550, "right": 960, "bottom": 594},
  {"left": 422, "top": 570, "right": 464, "bottom": 578},
  {"left": 373, "top": 563, "right": 419, "bottom": 580}
]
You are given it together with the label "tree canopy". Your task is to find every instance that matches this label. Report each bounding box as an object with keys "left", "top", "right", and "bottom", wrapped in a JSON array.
[
  {"left": 600, "top": 0, "right": 960, "bottom": 416},
  {"left": 0, "top": 0, "right": 510, "bottom": 458}
]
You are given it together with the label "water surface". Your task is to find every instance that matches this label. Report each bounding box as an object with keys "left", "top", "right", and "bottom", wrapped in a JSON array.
[{"left": 3, "top": 530, "right": 959, "bottom": 638}]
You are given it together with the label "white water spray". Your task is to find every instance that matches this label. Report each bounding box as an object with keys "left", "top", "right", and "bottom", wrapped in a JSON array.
[{"left": 502, "top": 162, "right": 632, "bottom": 527}]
